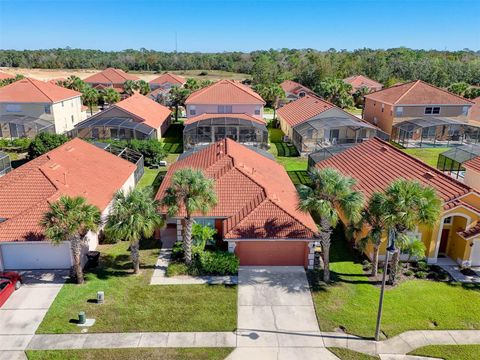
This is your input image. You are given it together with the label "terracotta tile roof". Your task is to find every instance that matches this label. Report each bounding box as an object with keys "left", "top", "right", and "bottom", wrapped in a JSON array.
[
  {"left": 280, "top": 80, "right": 313, "bottom": 95},
  {"left": 364, "top": 80, "right": 474, "bottom": 106},
  {"left": 458, "top": 223, "right": 480, "bottom": 239},
  {"left": 0, "top": 71, "right": 14, "bottom": 80},
  {"left": 83, "top": 68, "right": 139, "bottom": 85},
  {"left": 463, "top": 156, "right": 480, "bottom": 173},
  {"left": 0, "top": 77, "right": 81, "bottom": 103},
  {"left": 469, "top": 96, "right": 480, "bottom": 124},
  {"left": 344, "top": 75, "right": 383, "bottom": 90},
  {"left": 184, "top": 113, "right": 266, "bottom": 126},
  {"left": 277, "top": 95, "right": 335, "bottom": 127},
  {"left": 155, "top": 138, "right": 317, "bottom": 240},
  {"left": 185, "top": 80, "right": 265, "bottom": 105},
  {"left": 46, "top": 77, "right": 67, "bottom": 85},
  {"left": 315, "top": 137, "right": 472, "bottom": 209},
  {"left": 149, "top": 73, "right": 186, "bottom": 86},
  {"left": 111, "top": 93, "right": 171, "bottom": 130},
  {"left": 0, "top": 138, "right": 136, "bottom": 242}
]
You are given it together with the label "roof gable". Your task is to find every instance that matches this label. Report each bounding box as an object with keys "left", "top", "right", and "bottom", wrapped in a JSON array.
[
  {"left": 344, "top": 75, "right": 382, "bottom": 89},
  {"left": 185, "top": 80, "right": 265, "bottom": 105},
  {"left": 277, "top": 95, "right": 335, "bottom": 127},
  {"left": 0, "top": 78, "right": 81, "bottom": 103},
  {"left": 83, "top": 68, "right": 139, "bottom": 84},
  {"left": 149, "top": 73, "right": 186, "bottom": 86}
]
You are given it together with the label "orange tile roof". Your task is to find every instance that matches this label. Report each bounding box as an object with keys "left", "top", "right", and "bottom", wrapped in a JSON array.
[
  {"left": 0, "top": 77, "right": 81, "bottom": 103},
  {"left": 185, "top": 80, "right": 265, "bottom": 105},
  {"left": 111, "top": 93, "right": 171, "bottom": 129},
  {"left": 277, "top": 95, "right": 335, "bottom": 127},
  {"left": 280, "top": 80, "right": 313, "bottom": 95},
  {"left": 343, "top": 75, "right": 383, "bottom": 90},
  {"left": 469, "top": 96, "right": 480, "bottom": 123},
  {"left": 463, "top": 156, "right": 480, "bottom": 173},
  {"left": 149, "top": 73, "right": 186, "bottom": 86},
  {"left": 184, "top": 113, "right": 266, "bottom": 126},
  {"left": 0, "top": 71, "right": 14, "bottom": 80},
  {"left": 315, "top": 138, "right": 472, "bottom": 209},
  {"left": 0, "top": 138, "right": 136, "bottom": 242},
  {"left": 364, "top": 80, "right": 474, "bottom": 106},
  {"left": 83, "top": 68, "right": 139, "bottom": 84},
  {"left": 459, "top": 223, "right": 480, "bottom": 239},
  {"left": 155, "top": 138, "right": 317, "bottom": 240}
]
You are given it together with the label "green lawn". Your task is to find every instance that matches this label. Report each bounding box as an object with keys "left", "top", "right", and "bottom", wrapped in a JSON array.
[
  {"left": 137, "top": 154, "right": 178, "bottom": 192},
  {"left": 309, "top": 227, "right": 480, "bottom": 339},
  {"left": 163, "top": 123, "right": 184, "bottom": 154},
  {"left": 410, "top": 345, "right": 480, "bottom": 360},
  {"left": 328, "top": 348, "right": 379, "bottom": 360},
  {"left": 402, "top": 147, "right": 450, "bottom": 167},
  {"left": 345, "top": 107, "right": 363, "bottom": 116},
  {"left": 26, "top": 348, "right": 233, "bottom": 360},
  {"left": 37, "top": 239, "right": 237, "bottom": 334}
]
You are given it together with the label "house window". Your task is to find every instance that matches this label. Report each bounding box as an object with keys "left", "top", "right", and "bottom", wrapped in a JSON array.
[
  {"left": 462, "top": 106, "right": 469, "bottom": 116},
  {"left": 381, "top": 104, "right": 384, "bottom": 113},
  {"left": 425, "top": 106, "right": 440, "bottom": 115},
  {"left": 218, "top": 105, "right": 232, "bottom": 114},
  {"left": 6, "top": 104, "right": 21, "bottom": 112},
  {"left": 443, "top": 217, "right": 452, "bottom": 224},
  {"left": 189, "top": 106, "right": 196, "bottom": 116},
  {"left": 71, "top": 115, "right": 74, "bottom": 124},
  {"left": 194, "top": 218, "right": 215, "bottom": 228},
  {"left": 44, "top": 105, "right": 51, "bottom": 114},
  {"left": 254, "top": 106, "right": 261, "bottom": 115},
  {"left": 396, "top": 107, "right": 404, "bottom": 116},
  {"left": 61, "top": 101, "right": 64, "bottom": 107}
]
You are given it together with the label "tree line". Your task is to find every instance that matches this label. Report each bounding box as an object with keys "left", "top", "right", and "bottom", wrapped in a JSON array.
[{"left": 1, "top": 47, "right": 479, "bottom": 88}]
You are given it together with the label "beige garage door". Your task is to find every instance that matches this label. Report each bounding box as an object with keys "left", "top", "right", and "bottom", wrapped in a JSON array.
[{"left": 235, "top": 241, "right": 307, "bottom": 266}]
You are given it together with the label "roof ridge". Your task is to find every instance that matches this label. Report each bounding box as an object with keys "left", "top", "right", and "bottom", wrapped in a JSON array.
[
  {"left": 393, "top": 80, "right": 419, "bottom": 104},
  {"left": 27, "top": 78, "right": 55, "bottom": 102},
  {"left": 414, "top": 79, "right": 475, "bottom": 105}
]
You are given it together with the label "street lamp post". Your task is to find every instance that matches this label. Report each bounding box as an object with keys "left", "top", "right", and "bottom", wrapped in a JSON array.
[{"left": 374, "top": 228, "right": 396, "bottom": 341}]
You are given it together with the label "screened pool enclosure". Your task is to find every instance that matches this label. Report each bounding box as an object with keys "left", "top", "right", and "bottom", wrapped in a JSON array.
[
  {"left": 391, "top": 117, "right": 480, "bottom": 148},
  {"left": 74, "top": 117, "right": 157, "bottom": 140},
  {"left": 0, "top": 115, "right": 54, "bottom": 139},
  {"left": 183, "top": 116, "right": 268, "bottom": 150},
  {"left": 0, "top": 152, "right": 11, "bottom": 177},
  {"left": 437, "top": 144, "right": 480, "bottom": 180}
]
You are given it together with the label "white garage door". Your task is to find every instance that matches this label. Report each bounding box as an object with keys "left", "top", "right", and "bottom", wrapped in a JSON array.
[
  {"left": 1, "top": 242, "right": 72, "bottom": 270},
  {"left": 472, "top": 240, "right": 480, "bottom": 267}
]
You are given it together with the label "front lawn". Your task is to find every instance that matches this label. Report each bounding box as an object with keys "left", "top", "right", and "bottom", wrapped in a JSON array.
[
  {"left": 37, "top": 239, "right": 237, "bottom": 334},
  {"left": 26, "top": 348, "right": 233, "bottom": 360},
  {"left": 310, "top": 227, "right": 480, "bottom": 338},
  {"left": 409, "top": 345, "right": 480, "bottom": 360},
  {"left": 328, "top": 348, "right": 378, "bottom": 360},
  {"left": 402, "top": 147, "right": 450, "bottom": 167}
]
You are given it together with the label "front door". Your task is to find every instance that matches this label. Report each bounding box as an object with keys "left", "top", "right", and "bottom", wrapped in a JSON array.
[{"left": 439, "top": 229, "right": 450, "bottom": 254}]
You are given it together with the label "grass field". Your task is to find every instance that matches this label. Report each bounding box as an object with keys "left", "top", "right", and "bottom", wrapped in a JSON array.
[
  {"left": 409, "top": 345, "right": 480, "bottom": 360},
  {"left": 402, "top": 147, "right": 450, "bottom": 167},
  {"left": 345, "top": 108, "right": 363, "bottom": 116},
  {"left": 309, "top": 227, "right": 480, "bottom": 339},
  {"left": 37, "top": 239, "right": 237, "bottom": 334},
  {"left": 26, "top": 348, "right": 233, "bottom": 360},
  {"left": 328, "top": 348, "right": 379, "bottom": 360}
]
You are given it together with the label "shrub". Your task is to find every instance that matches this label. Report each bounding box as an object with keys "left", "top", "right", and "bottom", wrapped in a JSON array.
[
  {"left": 28, "top": 133, "right": 69, "bottom": 159},
  {"left": 416, "top": 260, "right": 430, "bottom": 271},
  {"left": 166, "top": 262, "right": 189, "bottom": 277},
  {"left": 171, "top": 241, "right": 184, "bottom": 261},
  {"left": 415, "top": 271, "right": 428, "bottom": 279},
  {"left": 197, "top": 251, "right": 239, "bottom": 275},
  {"left": 0, "top": 138, "right": 31, "bottom": 152},
  {"left": 198, "top": 71, "right": 208, "bottom": 76},
  {"left": 403, "top": 269, "right": 414, "bottom": 277},
  {"left": 127, "top": 139, "right": 166, "bottom": 166}
]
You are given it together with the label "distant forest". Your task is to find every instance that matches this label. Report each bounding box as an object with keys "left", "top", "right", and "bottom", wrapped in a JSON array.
[{"left": 1, "top": 48, "right": 479, "bottom": 88}]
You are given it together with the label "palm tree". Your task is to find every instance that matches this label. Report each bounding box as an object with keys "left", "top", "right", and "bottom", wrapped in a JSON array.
[
  {"left": 169, "top": 86, "right": 191, "bottom": 122},
  {"left": 105, "top": 188, "right": 163, "bottom": 274},
  {"left": 353, "top": 86, "right": 370, "bottom": 108},
  {"left": 82, "top": 86, "right": 99, "bottom": 115},
  {"left": 298, "top": 168, "right": 364, "bottom": 282},
  {"left": 63, "top": 76, "right": 86, "bottom": 92},
  {"left": 123, "top": 80, "right": 139, "bottom": 96},
  {"left": 357, "top": 192, "right": 385, "bottom": 276},
  {"left": 40, "top": 196, "right": 101, "bottom": 284},
  {"left": 161, "top": 168, "right": 217, "bottom": 265},
  {"left": 315, "top": 78, "right": 354, "bottom": 109},
  {"left": 101, "top": 87, "right": 121, "bottom": 106},
  {"left": 254, "top": 83, "right": 285, "bottom": 119},
  {"left": 137, "top": 80, "right": 150, "bottom": 95},
  {"left": 379, "top": 179, "right": 442, "bottom": 285}
]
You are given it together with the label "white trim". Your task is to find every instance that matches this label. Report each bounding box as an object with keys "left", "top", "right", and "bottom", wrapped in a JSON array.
[{"left": 224, "top": 238, "right": 314, "bottom": 243}]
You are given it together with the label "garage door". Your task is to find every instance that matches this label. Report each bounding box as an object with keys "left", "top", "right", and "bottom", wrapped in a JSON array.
[
  {"left": 1, "top": 242, "right": 72, "bottom": 270},
  {"left": 235, "top": 241, "right": 307, "bottom": 266}
]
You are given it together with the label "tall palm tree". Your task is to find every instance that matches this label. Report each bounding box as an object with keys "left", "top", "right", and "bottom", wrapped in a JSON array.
[
  {"left": 161, "top": 168, "right": 217, "bottom": 265},
  {"left": 63, "top": 75, "right": 86, "bottom": 92},
  {"left": 101, "top": 87, "right": 121, "bottom": 106},
  {"left": 315, "top": 78, "right": 354, "bottom": 109},
  {"left": 41, "top": 196, "right": 101, "bottom": 284},
  {"left": 298, "top": 168, "right": 364, "bottom": 282},
  {"left": 169, "top": 86, "right": 191, "bottom": 122},
  {"left": 82, "top": 86, "right": 99, "bottom": 115},
  {"left": 379, "top": 179, "right": 442, "bottom": 285},
  {"left": 254, "top": 83, "right": 285, "bottom": 120},
  {"left": 123, "top": 80, "right": 139, "bottom": 96},
  {"left": 105, "top": 188, "right": 163, "bottom": 274},
  {"left": 357, "top": 192, "right": 385, "bottom": 276},
  {"left": 137, "top": 80, "right": 150, "bottom": 95}
]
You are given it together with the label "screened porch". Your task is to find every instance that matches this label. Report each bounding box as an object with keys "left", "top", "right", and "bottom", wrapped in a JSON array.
[
  {"left": 0, "top": 115, "right": 54, "bottom": 139},
  {"left": 436, "top": 144, "right": 480, "bottom": 180},
  {"left": 73, "top": 117, "right": 156, "bottom": 140}
]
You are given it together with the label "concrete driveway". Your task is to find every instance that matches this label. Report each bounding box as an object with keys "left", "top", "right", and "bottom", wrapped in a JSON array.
[
  {"left": 232, "top": 266, "right": 339, "bottom": 359},
  {"left": 0, "top": 270, "right": 67, "bottom": 358}
]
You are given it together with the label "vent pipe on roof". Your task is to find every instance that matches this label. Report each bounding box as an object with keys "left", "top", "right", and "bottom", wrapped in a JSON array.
[
  {"left": 380, "top": 145, "right": 389, "bottom": 152},
  {"left": 63, "top": 172, "right": 68, "bottom": 186},
  {"left": 424, "top": 171, "right": 436, "bottom": 179}
]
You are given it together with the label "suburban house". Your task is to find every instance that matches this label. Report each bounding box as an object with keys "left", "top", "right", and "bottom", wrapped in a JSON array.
[
  {"left": 183, "top": 80, "right": 268, "bottom": 150},
  {"left": 343, "top": 75, "right": 383, "bottom": 93},
  {"left": 156, "top": 138, "right": 318, "bottom": 268},
  {"left": 0, "top": 77, "right": 86, "bottom": 138},
  {"left": 469, "top": 96, "right": 480, "bottom": 125},
  {"left": 312, "top": 137, "right": 480, "bottom": 267},
  {"left": 74, "top": 93, "right": 171, "bottom": 140},
  {"left": 149, "top": 72, "right": 186, "bottom": 90},
  {"left": 363, "top": 80, "right": 478, "bottom": 147},
  {"left": 280, "top": 80, "right": 315, "bottom": 102},
  {"left": 0, "top": 71, "right": 14, "bottom": 80},
  {"left": 277, "top": 94, "right": 387, "bottom": 154},
  {"left": 0, "top": 138, "right": 136, "bottom": 271},
  {"left": 463, "top": 156, "right": 480, "bottom": 192},
  {"left": 83, "top": 68, "right": 139, "bottom": 93}
]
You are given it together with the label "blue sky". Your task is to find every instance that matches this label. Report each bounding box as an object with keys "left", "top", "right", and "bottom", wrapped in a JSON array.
[{"left": 0, "top": 0, "right": 479, "bottom": 52}]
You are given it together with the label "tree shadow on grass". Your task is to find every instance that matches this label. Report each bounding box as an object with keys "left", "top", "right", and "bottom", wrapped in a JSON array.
[
  {"left": 287, "top": 170, "right": 311, "bottom": 186},
  {"left": 273, "top": 142, "right": 299, "bottom": 157}
]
